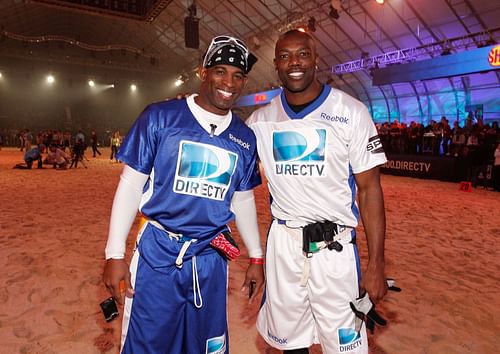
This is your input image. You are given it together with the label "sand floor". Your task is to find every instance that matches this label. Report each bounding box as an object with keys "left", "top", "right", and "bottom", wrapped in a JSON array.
[{"left": 0, "top": 147, "right": 499, "bottom": 354}]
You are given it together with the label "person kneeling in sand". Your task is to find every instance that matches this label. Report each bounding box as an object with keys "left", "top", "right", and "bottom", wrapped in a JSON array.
[
  {"left": 45, "top": 143, "right": 71, "bottom": 169},
  {"left": 13, "top": 144, "right": 46, "bottom": 169}
]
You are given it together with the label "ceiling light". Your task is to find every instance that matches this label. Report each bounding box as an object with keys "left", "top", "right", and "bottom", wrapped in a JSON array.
[
  {"left": 130, "top": 84, "right": 137, "bottom": 91},
  {"left": 376, "top": 0, "right": 384, "bottom": 4},
  {"left": 88, "top": 80, "right": 95, "bottom": 87},
  {"left": 46, "top": 75, "right": 55, "bottom": 84},
  {"left": 175, "top": 74, "right": 189, "bottom": 87}
]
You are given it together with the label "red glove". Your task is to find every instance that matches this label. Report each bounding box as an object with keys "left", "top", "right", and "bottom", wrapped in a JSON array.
[{"left": 210, "top": 231, "right": 240, "bottom": 261}]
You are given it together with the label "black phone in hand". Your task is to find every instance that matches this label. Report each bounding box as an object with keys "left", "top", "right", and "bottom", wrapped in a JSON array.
[{"left": 100, "top": 297, "right": 119, "bottom": 322}]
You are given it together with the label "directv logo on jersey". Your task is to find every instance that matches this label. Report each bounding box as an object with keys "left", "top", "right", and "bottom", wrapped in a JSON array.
[
  {"left": 338, "top": 328, "right": 362, "bottom": 352},
  {"left": 273, "top": 129, "right": 326, "bottom": 177},
  {"left": 206, "top": 334, "right": 226, "bottom": 354},
  {"left": 174, "top": 141, "right": 238, "bottom": 201}
]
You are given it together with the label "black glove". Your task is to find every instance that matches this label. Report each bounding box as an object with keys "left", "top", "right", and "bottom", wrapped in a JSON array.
[
  {"left": 349, "top": 292, "right": 386, "bottom": 334},
  {"left": 349, "top": 279, "right": 401, "bottom": 333}
]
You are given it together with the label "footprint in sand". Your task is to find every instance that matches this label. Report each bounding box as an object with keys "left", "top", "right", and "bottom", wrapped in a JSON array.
[
  {"left": 45, "top": 308, "right": 84, "bottom": 328},
  {"left": 5, "top": 269, "right": 33, "bottom": 285},
  {"left": 27, "top": 287, "right": 43, "bottom": 304},
  {"left": 6, "top": 252, "right": 34, "bottom": 267},
  {"left": 13, "top": 322, "right": 33, "bottom": 338},
  {"left": 94, "top": 328, "right": 116, "bottom": 353},
  {"left": 19, "top": 344, "right": 35, "bottom": 354},
  {"left": 0, "top": 287, "right": 8, "bottom": 303}
]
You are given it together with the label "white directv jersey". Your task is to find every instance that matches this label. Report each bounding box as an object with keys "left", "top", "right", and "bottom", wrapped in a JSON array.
[
  {"left": 249, "top": 85, "right": 384, "bottom": 352},
  {"left": 247, "top": 85, "right": 386, "bottom": 227}
]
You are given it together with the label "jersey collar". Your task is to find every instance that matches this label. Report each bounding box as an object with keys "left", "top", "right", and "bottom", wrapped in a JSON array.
[{"left": 280, "top": 84, "right": 331, "bottom": 120}]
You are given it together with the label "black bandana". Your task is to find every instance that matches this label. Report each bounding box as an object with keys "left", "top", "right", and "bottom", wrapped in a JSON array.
[
  {"left": 204, "top": 44, "right": 247, "bottom": 71},
  {"left": 203, "top": 43, "right": 258, "bottom": 74}
]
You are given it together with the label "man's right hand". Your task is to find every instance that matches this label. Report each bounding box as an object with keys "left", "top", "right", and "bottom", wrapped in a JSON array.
[{"left": 103, "top": 259, "right": 133, "bottom": 305}]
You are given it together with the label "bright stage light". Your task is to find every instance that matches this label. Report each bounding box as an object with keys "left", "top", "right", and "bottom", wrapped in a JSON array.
[
  {"left": 111, "top": 84, "right": 115, "bottom": 88},
  {"left": 0, "top": 72, "right": 2, "bottom": 78},
  {"left": 175, "top": 74, "right": 188, "bottom": 87},
  {"left": 46, "top": 75, "right": 55, "bottom": 84},
  {"left": 376, "top": 0, "right": 384, "bottom": 4},
  {"left": 130, "top": 84, "right": 137, "bottom": 91},
  {"left": 88, "top": 80, "right": 95, "bottom": 87}
]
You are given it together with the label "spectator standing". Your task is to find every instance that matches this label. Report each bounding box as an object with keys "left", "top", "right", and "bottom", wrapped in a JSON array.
[
  {"left": 18, "top": 129, "right": 25, "bottom": 151},
  {"left": 450, "top": 121, "right": 466, "bottom": 157},
  {"left": 493, "top": 143, "right": 500, "bottom": 191},
  {"left": 24, "top": 129, "right": 33, "bottom": 152},
  {"left": 110, "top": 131, "right": 121, "bottom": 162},
  {"left": 70, "top": 139, "right": 87, "bottom": 169},
  {"left": 75, "top": 130, "right": 85, "bottom": 144},
  {"left": 90, "top": 129, "right": 102, "bottom": 157}
]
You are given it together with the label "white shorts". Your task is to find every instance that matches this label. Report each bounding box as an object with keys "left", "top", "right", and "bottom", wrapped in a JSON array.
[{"left": 257, "top": 220, "right": 368, "bottom": 353}]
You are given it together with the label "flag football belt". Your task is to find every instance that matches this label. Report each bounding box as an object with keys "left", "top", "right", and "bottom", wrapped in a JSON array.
[
  {"left": 276, "top": 219, "right": 355, "bottom": 257},
  {"left": 302, "top": 220, "right": 353, "bottom": 257},
  {"left": 276, "top": 219, "right": 354, "bottom": 286}
]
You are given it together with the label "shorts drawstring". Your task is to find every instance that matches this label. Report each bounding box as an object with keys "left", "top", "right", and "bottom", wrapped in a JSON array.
[
  {"left": 144, "top": 218, "right": 203, "bottom": 308},
  {"left": 192, "top": 256, "right": 203, "bottom": 308},
  {"left": 300, "top": 257, "right": 311, "bottom": 287},
  {"left": 175, "top": 239, "right": 193, "bottom": 268}
]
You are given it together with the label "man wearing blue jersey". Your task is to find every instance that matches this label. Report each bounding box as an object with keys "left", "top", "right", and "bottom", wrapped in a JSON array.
[
  {"left": 247, "top": 30, "right": 388, "bottom": 353},
  {"left": 103, "top": 35, "right": 264, "bottom": 354},
  {"left": 13, "top": 144, "right": 46, "bottom": 169}
]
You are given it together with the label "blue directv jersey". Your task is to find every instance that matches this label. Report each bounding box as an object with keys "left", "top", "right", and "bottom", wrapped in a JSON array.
[{"left": 117, "top": 97, "right": 261, "bottom": 266}]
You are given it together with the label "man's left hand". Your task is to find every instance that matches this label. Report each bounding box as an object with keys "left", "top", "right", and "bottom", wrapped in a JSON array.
[{"left": 361, "top": 262, "right": 387, "bottom": 304}]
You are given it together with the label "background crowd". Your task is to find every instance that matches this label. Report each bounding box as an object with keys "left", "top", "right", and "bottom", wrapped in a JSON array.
[
  {"left": 377, "top": 115, "right": 500, "bottom": 191},
  {"left": 376, "top": 115, "right": 499, "bottom": 159},
  {"left": 1, "top": 128, "right": 122, "bottom": 170}
]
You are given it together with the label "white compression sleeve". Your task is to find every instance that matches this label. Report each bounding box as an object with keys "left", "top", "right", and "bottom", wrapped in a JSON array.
[
  {"left": 105, "top": 165, "right": 149, "bottom": 260},
  {"left": 231, "top": 190, "right": 263, "bottom": 258}
]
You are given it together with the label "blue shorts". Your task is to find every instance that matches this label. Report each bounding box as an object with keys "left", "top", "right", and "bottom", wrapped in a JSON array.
[{"left": 121, "top": 234, "right": 229, "bottom": 354}]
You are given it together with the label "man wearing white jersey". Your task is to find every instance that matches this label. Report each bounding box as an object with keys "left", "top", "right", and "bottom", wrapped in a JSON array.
[
  {"left": 103, "top": 35, "right": 264, "bottom": 354},
  {"left": 247, "top": 30, "right": 388, "bottom": 353}
]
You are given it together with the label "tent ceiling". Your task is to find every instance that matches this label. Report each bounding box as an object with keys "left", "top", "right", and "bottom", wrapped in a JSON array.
[{"left": 1, "top": 0, "right": 499, "bottom": 98}]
